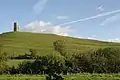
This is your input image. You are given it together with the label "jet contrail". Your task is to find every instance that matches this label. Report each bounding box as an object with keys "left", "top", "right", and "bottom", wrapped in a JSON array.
[
  {"left": 33, "top": 0, "right": 49, "bottom": 14},
  {"left": 57, "top": 10, "right": 120, "bottom": 26}
]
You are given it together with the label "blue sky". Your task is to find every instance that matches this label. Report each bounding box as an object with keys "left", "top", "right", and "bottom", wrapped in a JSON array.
[{"left": 1, "top": 0, "right": 120, "bottom": 42}]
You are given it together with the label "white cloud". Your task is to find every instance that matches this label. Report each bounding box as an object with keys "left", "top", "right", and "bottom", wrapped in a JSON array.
[
  {"left": 22, "top": 21, "right": 71, "bottom": 36},
  {"left": 72, "top": 35, "right": 120, "bottom": 42},
  {"left": 22, "top": 23, "right": 120, "bottom": 42},
  {"left": 33, "top": 0, "right": 49, "bottom": 14},
  {"left": 87, "top": 35, "right": 97, "bottom": 40},
  {"left": 56, "top": 16, "right": 68, "bottom": 20},
  {"left": 107, "top": 38, "right": 120, "bottom": 42},
  {"left": 97, "top": 5, "right": 104, "bottom": 12},
  {"left": 72, "top": 35, "right": 98, "bottom": 40},
  {"left": 57, "top": 9, "right": 120, "bottom": 26},
  {"left": 100, "top": 14, "right": 120, "bottom": 26}
]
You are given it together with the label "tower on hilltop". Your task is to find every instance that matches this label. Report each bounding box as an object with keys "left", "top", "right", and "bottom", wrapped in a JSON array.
[{"left": 13, "top": 22, "right": 19, "bottom": 32}]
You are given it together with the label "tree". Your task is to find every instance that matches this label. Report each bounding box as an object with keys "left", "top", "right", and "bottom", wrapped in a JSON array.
[
  {"left": 0, "top": 52, "right": 8, "bottom": 62},
  {"left": 89, "top": 47, "right": 120, "bottom": 73},
  {"left": 0, "top": 51, "right": 9, "bottom": 74},
  {"left": 53, "top": 40, "right": 66, "bottom": 56},
  {"left": 29, "top": 49, "right": 38, "bottom": 59}
]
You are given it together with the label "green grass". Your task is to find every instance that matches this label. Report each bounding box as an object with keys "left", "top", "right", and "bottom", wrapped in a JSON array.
[
  {"left": 1, "top": 74, "right": 120, "bottom": 80},
  {"left": 1, "top": 32, "right": 120, "bottom": 80},
  {"left": 0, "top": 32, "right": 119, "bottom": 67},
  {"left": 0, "top": 75, "right": 45, "bottom": 80},
  {"left": 6, "top": 59, "right": 33, "bottom": 67},
  {"left": 0, "top": 32, "right": 120, "bottom": 56},
  {"left": 64, "top": 73, "right": 120, "bottom": 80}
]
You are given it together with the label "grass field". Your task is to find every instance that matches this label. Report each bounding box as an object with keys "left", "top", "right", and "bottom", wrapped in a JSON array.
[
  {"left": 0, "top": 32, "right": 120, "bottom": 67},
  {"left": 0, "top": 74, "right": 120, "bottom": 80},
  {"left": 6, "top": 59, "right": 33, "bottom": 67},
  {"left": 1, "top": 32, "right": 120, "bottom": 79},
  {"left": 0, "top": 32, "right": 120, "bottom": 57},
  {"left": 64, "top": 74, "right": 120, "bottom": 80}
]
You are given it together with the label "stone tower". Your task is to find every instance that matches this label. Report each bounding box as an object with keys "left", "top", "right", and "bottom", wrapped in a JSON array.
[{"left": 14, "top": 22, "right": 19, "bottom": 32}]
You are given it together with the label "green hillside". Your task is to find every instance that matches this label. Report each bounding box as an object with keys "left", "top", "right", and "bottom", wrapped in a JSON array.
[{"left": 0, "top": 32, "right": 120, "bottom": 56}]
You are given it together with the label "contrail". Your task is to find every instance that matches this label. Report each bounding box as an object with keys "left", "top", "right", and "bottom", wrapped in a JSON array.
[
  {"left": 57, "top": 10, "right": 120, "bottom": 26},
  {"left": 33, "top": 0, "right": 49, "bottom": 14}
]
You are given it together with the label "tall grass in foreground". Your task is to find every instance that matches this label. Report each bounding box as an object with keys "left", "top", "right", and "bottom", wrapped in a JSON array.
[{"left": 0, "top": 74, "right": 120, "bottom": 80}]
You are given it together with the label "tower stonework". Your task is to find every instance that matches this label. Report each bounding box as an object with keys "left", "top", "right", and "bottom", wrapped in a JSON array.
[{"left": 14, "top": 22, "right": 19, "bottom": 32}]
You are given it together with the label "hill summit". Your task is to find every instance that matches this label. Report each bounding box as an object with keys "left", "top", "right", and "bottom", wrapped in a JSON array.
[{"left": 0, "top": 32, "right": 120, "bottom": 56}]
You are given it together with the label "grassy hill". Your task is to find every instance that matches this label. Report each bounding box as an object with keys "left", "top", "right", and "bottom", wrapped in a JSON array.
[{"left": 0, "top": 32, "right": 120, "bottom": 57}]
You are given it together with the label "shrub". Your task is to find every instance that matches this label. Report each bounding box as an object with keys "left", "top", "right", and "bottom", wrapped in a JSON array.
[
  {"left": 11, "top": 49, "right": 39, "bottom": 59},
  {"left": 0, "top": 63, "right": 10, "bottom": 74},
  {"left": 18, "top": 61, "right": 33, "bottom": 74},
  {"left": 53, "top": 40, "right": 66, "bottom": 56},
  {"left": 0, "top": 52, "right": 10, "bottom": 74},
  {"left": 11, "top": 53, "right": 31, "bottom": 59},
  {"left": 9, "top": 66, "right": 19, "bottom": 74},
  {"left": 15, "top": 54, "right": 65, "bottom": 79},
  {"left": 66, "top": 53, "right": 91, "bottom": 73},
  {"left": 89, "top": 47, "right": 120, "bottom": 73},
  {"left": 17, "top": 54, "right": 65, "bottom": 73},
  {"left": 6, "top": 47, "right": 120, "bottom": 75},
  {"left": 0, "top": 52, "right": 9, "bottom": 62},
  {"left": 65, "top": 47, "right": 120, "bottom": 73},
  {"left": 29, "top": 49, "right": 38, "bottom": 59}
]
